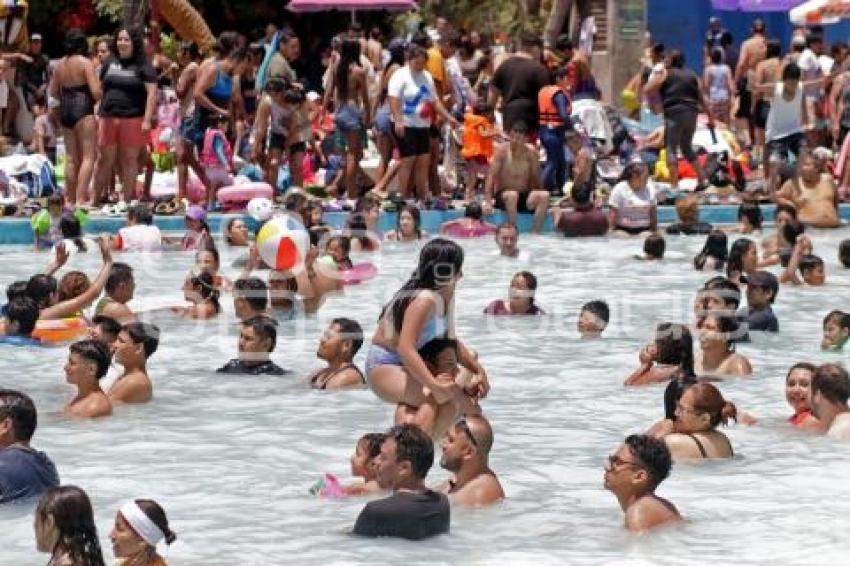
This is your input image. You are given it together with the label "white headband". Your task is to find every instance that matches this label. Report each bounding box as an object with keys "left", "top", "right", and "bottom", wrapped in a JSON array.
[{"left": 120, "top": 501, "right": 164, "bottom": 547}]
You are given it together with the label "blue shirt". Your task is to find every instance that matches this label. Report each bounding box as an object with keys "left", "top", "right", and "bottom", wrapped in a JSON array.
[
  {"left": 0, "top": 446, "right": 59, "bottom": 504},
  {"left": 738, "top": 306, "right": 779, "bottom": 333}
]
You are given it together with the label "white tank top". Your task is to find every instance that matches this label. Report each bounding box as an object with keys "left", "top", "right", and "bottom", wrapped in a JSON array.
[{"left": 765, "top": 82, "right": 803, "bottom": 142}]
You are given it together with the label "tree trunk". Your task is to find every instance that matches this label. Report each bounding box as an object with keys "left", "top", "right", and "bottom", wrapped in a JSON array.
[{"left": 544, "top": 0, "right": 573, "bottom": 47}]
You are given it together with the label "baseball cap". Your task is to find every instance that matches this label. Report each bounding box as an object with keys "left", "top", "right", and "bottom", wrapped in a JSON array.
[
  {"left": 185, "top": 205, "right": 207, "bottom": 222},
  {"left": 31, "top": 33, "right": 42, "bottom": 41}
]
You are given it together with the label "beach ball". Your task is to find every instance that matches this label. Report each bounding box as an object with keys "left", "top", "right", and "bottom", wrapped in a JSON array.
[
  {"left": 31, "top": 210, "right": 51, "bottom": 235},
  {"left": 256, "top": 215, "right": 310, "bottom": 271},
  {"left": 247, "top": 197, "right": 274, "bottom": 222}
]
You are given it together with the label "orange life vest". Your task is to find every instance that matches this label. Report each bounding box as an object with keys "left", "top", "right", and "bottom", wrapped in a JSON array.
[
  {"left": 461, "top": 114, "right": 494, "bottom": 160},
  {"left": 538, "top": 85, "right": 569, "bottom": 128}
]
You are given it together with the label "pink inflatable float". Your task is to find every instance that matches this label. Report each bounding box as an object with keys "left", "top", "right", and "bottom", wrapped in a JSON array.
[
  {"left": 340, "top": 262, "right": 378, "bottom": 285},
  {"left": 217, "top": 182, "right": 274, "bottom": 211}
]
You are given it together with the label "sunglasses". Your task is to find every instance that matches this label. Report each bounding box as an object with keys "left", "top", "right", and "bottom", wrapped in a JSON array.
[
  {"left": 606, "top": 454, "right": 645, "bottom": 471},
  {"left": 455, "top": 418, "right": 479, "bottom": 448}
]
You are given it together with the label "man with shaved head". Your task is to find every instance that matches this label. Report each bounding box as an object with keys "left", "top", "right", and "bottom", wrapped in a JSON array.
[{"left": 438, "top": 414, "right": 504, "bottom": 506}]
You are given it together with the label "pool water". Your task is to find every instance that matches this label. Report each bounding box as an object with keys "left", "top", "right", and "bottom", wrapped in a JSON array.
[{"left": 2, "top": 229, "right": 850, "bottom": 565}]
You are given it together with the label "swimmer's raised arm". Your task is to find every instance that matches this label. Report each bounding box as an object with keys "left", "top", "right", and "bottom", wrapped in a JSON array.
[
  {"left": 44, "top": 242, "right": 69, "bottom": 276},
  {"left": 41, "top": 238, "right": 114, "bottom": 320}
]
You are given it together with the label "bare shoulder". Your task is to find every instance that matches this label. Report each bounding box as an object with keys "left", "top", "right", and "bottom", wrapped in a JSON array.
[
  {"left": 326, "top": 369, "right": 365, "bottom": 390},
  {"left": 664, "top": 433, "right": 702, "bottom": 460},
  {"left": 450, "top": 473, "right": 505, "bottom": 506},
  {"left": 625, "top": 495, "right": 681, "bottom": 533},
  {"left": 828, "top": 414, "right": 850, "bottom": 440}
]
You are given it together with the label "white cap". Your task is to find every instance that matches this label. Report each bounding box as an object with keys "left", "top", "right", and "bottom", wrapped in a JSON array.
[{"left": 306, "top": 91, "right": 320, "bottom": 102}]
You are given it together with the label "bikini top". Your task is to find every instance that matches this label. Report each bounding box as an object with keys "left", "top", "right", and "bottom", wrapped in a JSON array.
[
  {"left": 206, "top": 65, "right": 233, "bottom": 106},
  {"left": 418, "top": 315, "right": 447, "bottom": 349},
  {"left": 685, "top": 432, "right": 734, "bottom": 458}
]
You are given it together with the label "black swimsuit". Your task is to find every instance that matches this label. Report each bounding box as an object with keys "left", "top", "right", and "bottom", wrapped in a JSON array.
[
  {"left": 685, "top": 432, "right": 734, "bottom": 458},
  {"left": 59, "top": 84, "right": 95, "bottom": 128},
  {"left": 310, "top": 364, "right": 365, "bottom": 389}
]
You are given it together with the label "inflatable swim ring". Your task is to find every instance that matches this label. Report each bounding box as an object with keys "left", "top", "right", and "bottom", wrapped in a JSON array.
[
  {"left": 442, "top": 222, "right": 496, "bottom": 238},
  {"left": 218, "top": 182, "right": 274, "bottom": 211},
  {"left": 341, "top": 262, "right": 378, "bottom": 285},
  {"left": 31, "top": 317, "right": 88, "bottom": 344}
]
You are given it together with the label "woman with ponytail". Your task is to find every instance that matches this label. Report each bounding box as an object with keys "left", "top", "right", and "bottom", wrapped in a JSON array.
[
  {"left": 663, "top": 382, "right": 737, "bottom": 461},
  {"left": 365, "top": 238, "right": 489, "bottom": 435},
  {"left": 173, "top": 270, "right": 220, "bottom": 319},
  {"left": 625, "top": 323, "right": 694, "bottom": 386},
  {"left": 110, "top": 499, "right": 176, "bottom": 565},
  {"left": 35, "top": 485, "right": 105, "bottom": 566}
]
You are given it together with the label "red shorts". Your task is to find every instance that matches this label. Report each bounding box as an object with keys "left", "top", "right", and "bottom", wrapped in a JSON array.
[{"left": 98, "top": 117, "right": 147, "bottom": 149}]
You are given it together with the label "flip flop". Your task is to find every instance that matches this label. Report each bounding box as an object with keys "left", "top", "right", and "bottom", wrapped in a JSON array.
[{"left": 153, "top": 200, "right": 171, "bottom": 215}]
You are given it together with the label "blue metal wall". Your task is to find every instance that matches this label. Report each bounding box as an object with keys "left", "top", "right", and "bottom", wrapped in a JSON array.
[{"left": 647, "top": 0, "right": 850, "bottom": 73}]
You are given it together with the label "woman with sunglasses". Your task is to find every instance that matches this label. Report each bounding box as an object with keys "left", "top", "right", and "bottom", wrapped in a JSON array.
[{"left": 663, "top": 382, "right": 737, "bottom": 461}]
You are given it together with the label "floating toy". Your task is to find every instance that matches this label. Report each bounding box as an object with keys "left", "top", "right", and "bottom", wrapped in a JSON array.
[{"left": 256, "top": 215, "right": 310, "bottom": 271}]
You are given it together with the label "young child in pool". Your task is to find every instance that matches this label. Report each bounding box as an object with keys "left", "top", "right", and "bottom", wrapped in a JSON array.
[
  {"left": 822, "top": 310, "right": 850, "bottom": 351},
  {"left": 195, "top": 246, "right": 232, "bottom": 291},
  {"left": 32, "top": 194, "right": 64, "bottom": 250},
  {"left": 181, "top": 206, "right": 211, "bottom": 251},
  {"left": 345, "top": 432, "right": 387, "bottom": 496},
  {"left": 636, "top": 233, "right": 665, "bottom": 261},
  {"left": 173, "top": 270, "right": 221, "bottom": 319},
  {"left": 322, "top": 235, "right": 353, "bottom": 270},
  {"left": 578, "top": 300, "right": 609, "bottom": 338}
]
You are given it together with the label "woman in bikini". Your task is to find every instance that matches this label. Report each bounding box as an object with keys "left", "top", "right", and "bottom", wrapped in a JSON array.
[
  {"left": 50, "top": 29, "right": 101, "bottom": 206},
  {"left": 785, "top": 362, "right": 822, "bottom": 432},
  {"left": 625, "top": 323, "right": 694, "bottom": 386},
  {"left": 663, "top": 382, "right": 736, "bottom": 461},
  {"left": 365, "top": 239, "right": 488, "bottom": 436},
  {"left": 696, "top": 312, "right": 752, "bottom": 377}
]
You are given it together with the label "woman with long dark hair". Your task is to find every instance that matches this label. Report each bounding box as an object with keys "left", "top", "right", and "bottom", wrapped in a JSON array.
[
  {"left": 365, "top": 238, "right": 488, "bottom": 435},
  {"left": 484, "top": 271, "right": 545, "bottom": 315},
  {"left": 93, "top": 27, "right": 157, "bottom": 204},
  {"left": 323, "top": 38, "right": 371, "bottom": 199},
  {"left": 693, "top": 230, "right": 728, "bottom": 271},
  {"left": 372, "top": 38, "right": 406, "bottom": 194},
  {"left": 625, "top": 323, "right": 695, "bottom": 386},
  {"left": 386, "top": 203, "right": 425, "bottom": 241},
  {"left": 35, "top": 485, "right": 105, "bottom": 566},
  {"left": 174, "top": 41, "right": 205, "bottom": 202},
  {"left": 727, "top": 237, "right": 759, "bottom": 284},
  {"left": 49, "top": 29, "right": 102, "bottom": 206},
  {"left": 696, "top": 312, "right": 752, "bottom": 377}
]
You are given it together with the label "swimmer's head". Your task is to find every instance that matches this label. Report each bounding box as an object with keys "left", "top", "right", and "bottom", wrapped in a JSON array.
[
  {"left": 811, "top": 363, "right": 850, "bottom": 419},
  {"left": 578, "top": 300, "right": 609, "bottom": 337},
  {"left": 396, "top": 204, "right": 422, "bottom": 239},
  {"left": 90, "top": 315, "right": 121, "bottom": 350},
  {"left": 233, "top": 277, "right": 269, "bottom": 320},
  {"left": 5, "top": 297, "right": 38, "bottom": 337},
  {"left": 26, "top": 274, "right": 58, "bottom": 309},
  {"left": 441, "top": 415, "right": 494, "bottom": 472},
  {"left": 325, "top": 235, "right": 351, "bottom": 264},
  {"left": 727, "top": 238, "right": 758, "bottom": 278},
  {"left": 663, "top": 374, "right": 698, "bottom": 421},
  {"left": 57, "top": 271, "right": 90, "bottom": 303},
  {"left": 643, "top": 234, "right": 665, "bottom": 260},
  {"left": 225, "top": 218, "right": 250, "bottom": 247},
  {"left": 418, "top": 338, "right": 459, "bottom": 379},
  {"left": 674, "top": 194, "right": 699, "bottom": 225},
  {"left": 195, "top": 247, "right": 221, "bottom": 274},
  {"left": 698, "top": 312, "right": 741, "bottom": 352},
  {"left": 508, "top": 271, "right": 538, "bottom": 312},
  {"left": 775, "top": 203, "right": 797, "bottom": 230},
  {"left": 5, "top": 280, "right": 27, "bottom": 303},
  {"left": 184, "top": 270, "right": 220, "bottom": 312},
  {"left": 306, "top": 201, "right": 324, "bottom": 227},
  {"left": 0, "top": 388, "right": 38, "bottom": 446},
  {"left": 111, "top": 499, "right": 176, "bottom": 557},
  {"left": 66, "top": 340, "right": 110, "bottom": 385},
  {"left": 46, "top": 194, "right": 63, "bottom": 216},
  {"left": 782, "top": 62, "right": 801, "bottom": 90},
  {"left": 127, "top": 204, "right": 153, "bottom": 226},
  {"left": 654, "top": 323, "right": 694, "bottom": 377},
  {"left": 799, "top": 254, "right": 826, "bottom": 286},
  {"left": 495, "top": 222, "right": 519, "bottom": 257},
  {"left": 822, "top": 310, "right": 850, "bottom": 348},
  {"left": 781, "top": 220, "right": 805, "bottom": 249},
  {"left": 238, "top": 315, "right": 278, "bottom": 361},
  {"left": 35, "top": 486, "right": 99, "bottom": 557},
  {"left": 745, "top": 270, "right": 778, "bottom": 307},
  {"left": 694, "top": 230, "right": 728, "bottom": 271},
  {"left": 604, "top": 434, "right": 671, "bottom": 495},
  {"left": 375, "top": 424, "right": 434, "bottom": 489},
  {"left": 701, "top": 276, "right": 741, "bottom": 315},
  {"left": 464, "top": 202, "right": 483, "bottom": 220},
  {"left": 736, "top": 202, "right": 763, "bottom": 232},
  {"left": 352, "top": 432, "right": 386, "bottom": 479},
  {"left": 114, "top": 323, "right": 160, "bottom": 368},
  {"left": 318, "top": 318, "right": 364, "bottom": 363},
  {"left": 785, "top": 362, "right": 816, "bottom": 415},
  {"left": 676, "top": 383, "right": 737, "bottom": 434},
  {"left": 105, "top": 263, "right": 135, "bottom": 303},
  {"left": 838, "top": 239, "right": 850, "bottom": 269}
]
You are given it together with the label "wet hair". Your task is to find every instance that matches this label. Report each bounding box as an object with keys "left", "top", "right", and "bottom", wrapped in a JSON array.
[
  {"left": 0, "top": 389, "right": 37, "bottom": 442},
  {"left": 326, "top": 234, "right": 351, "bottom": 257},
  {"left": 215, "top": 30, "right": 241, "bottom": 58},
  {"left": 335, "top": 39, "right": 362, "bottom": 102},
  {"left": 654, "top": 323, "right": 695, "bottom": 377},
  {"left": 5, "top": 280, "right": 27, "bottom": 302},
  {"left": 64, "top": 29, "right": 90, "bottom": 57},
  {"left": 625, "top": 434, "right": 672, "bottom": 489},
  {"left": 663, "top": 374, "right": 698, "bottom": 420},
  {"left": 132, "top": 499, "right": 177, "bottom": 545},
  {"left": 58, "top": 271, "right": 90, "bottom": 302},
  {"left": 823, "top": 310, "right": 850, "bottom": 331},
  {"left": 91, "top": 315, "right": 121, "bottom": 340},
  {"left": 512, "top": 271, "right": 538, "bottom": 309},
  {"left": 59, "top": 215, "right": 87, "bottom": 252},
  {"left": 234, "top": 277, "right": 269, "bottom": 313},
  {"left": 782, "top": 62, "right": 801, "bottom": 81},
  {"left": 668, "top": 49, "right": 685, "bottom": 68},
  {"left": 737, "top": 202, "right": 763, "bottom": 230},
  {"left": 496, "top": 221, "right": 518, "bottom": 237},
  {"left": 710, "top": 47, "right": 723, "bottom": 65},
  {"left": 243, "top": 315, "right": 278, "bottom": 352},
  {"left": 688, "top": 382, "right": 737, "bottom": 426},
  {"left": 105, "top": 262, "right": 133, "bottom": 294},
  {"left": 381, "top": 238, "right": 464, "bottom": 335},
  {"left": 359, "top": 432, "right": 388, "bottom": 461},
  {"left": 123, "top": 322, "right": 160, "bottom": 358},
  {"left": 385, "top": 423, "right": 434, "bottom": 479},
  {"left": 799, "top": 254, "right": 824, "bottom": 276},
  {"left": 643, "top": 234, "right": 665, "bottom": 259},
  {"left": 694, "top": 230, "right": 728, "bottom": 271},
  {"left": 812, "top": 363, "right": 850, "bottom": 406},
  {"left": 464, "top": 202, "right": 483, "bottom": 220},
  {"left": 787, "top": 361, "right": 816, "bottom": 381},
  {"left": 748, "top": 270, "right": 779, "bottom": 304},
  {"left": 6, "top": 296, "right": 39, "bottom": 336},
  {"left": 70, "top": 340, "right": 111, "bottom": 380},
  {"left": 782, "top": 219, "right": 805, "bottom": 247},
  {"left": 702, "top": 312, "right": 741, "bottom": 350},
  {"left": 128, "top": 204, "right": 153, "bottom": 225},
  {"left": 703, "top": 275, "right": 741, "bottom": 309},
  {"left": 752, "top": 18, "right": 766, "bottom": 33},
  {"left": 26, "top": 274, "right": 57, "bottom": 309},
  {"left": 727, "top": 238, "right": 755, "bottom": 279},
  {"left": 580, "top": 300, "right": 609, "bottom": 326},
  {"left": 112, "top": 27, "right": 147, "bottom": 66},
  {"left": 188, "top": 270, "right": 221, "bottom": 313},
  {"left": 418, "top": 337, "right": 458, "bottom": 368},
  {"left": 396, "top": 204, "right": 422, "bottom": 239},
  {"left": 766, "top": 38, "right": 782, "bottom": 59},
  {"left": 573, "top": 182, "right": 594, "bottom": 206},
  {"left": 36, "top": 486, "right": 104, "bottom": 566},
  {"left": 331, "top": 317, "right": 364, "bottom": 357},
  {"left": 196, "top": 246, "right": 221, "bottom": 271},
  {"left": 839, "top": 239, "right": 850, "bottom": 268}
]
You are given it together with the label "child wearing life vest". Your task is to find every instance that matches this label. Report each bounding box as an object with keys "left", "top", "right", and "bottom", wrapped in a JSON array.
[
  {"left": 461, "top": 100, "right": 499, "bottom": 201},
  {"left": 200, "top": 114, "right": 234, "bottom": 209}
]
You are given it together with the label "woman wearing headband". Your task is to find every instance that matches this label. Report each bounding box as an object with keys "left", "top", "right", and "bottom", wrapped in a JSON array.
[{"left": 110, "top": 499, "right": 176, "bottom": 565}]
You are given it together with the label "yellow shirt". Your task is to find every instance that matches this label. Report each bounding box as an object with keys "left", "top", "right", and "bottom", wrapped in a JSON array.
[{"left": 426, "top": 47, "right": 446, "bottom": 95}]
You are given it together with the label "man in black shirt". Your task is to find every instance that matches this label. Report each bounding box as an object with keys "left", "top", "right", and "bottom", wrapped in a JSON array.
[
  {"left": 18, "top": 33, "right": 49, "bottom": 110},
  {"left": 488, "top": 32, "right": 550, "bottom": 135},
  {"left": 217, "top": 316, "right": 288, "bottom": 376},
  {"left": 353, "top": 424, "right": 449, "bottom": 540}
]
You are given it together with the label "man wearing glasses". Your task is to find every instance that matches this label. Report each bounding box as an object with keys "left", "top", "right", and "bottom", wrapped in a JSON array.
[
  {"left": 603, "top": 434, "right": 681, "bottom": 532},
  {"left": 439, "top": 415, "right": 504, "bottom": 506}
]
